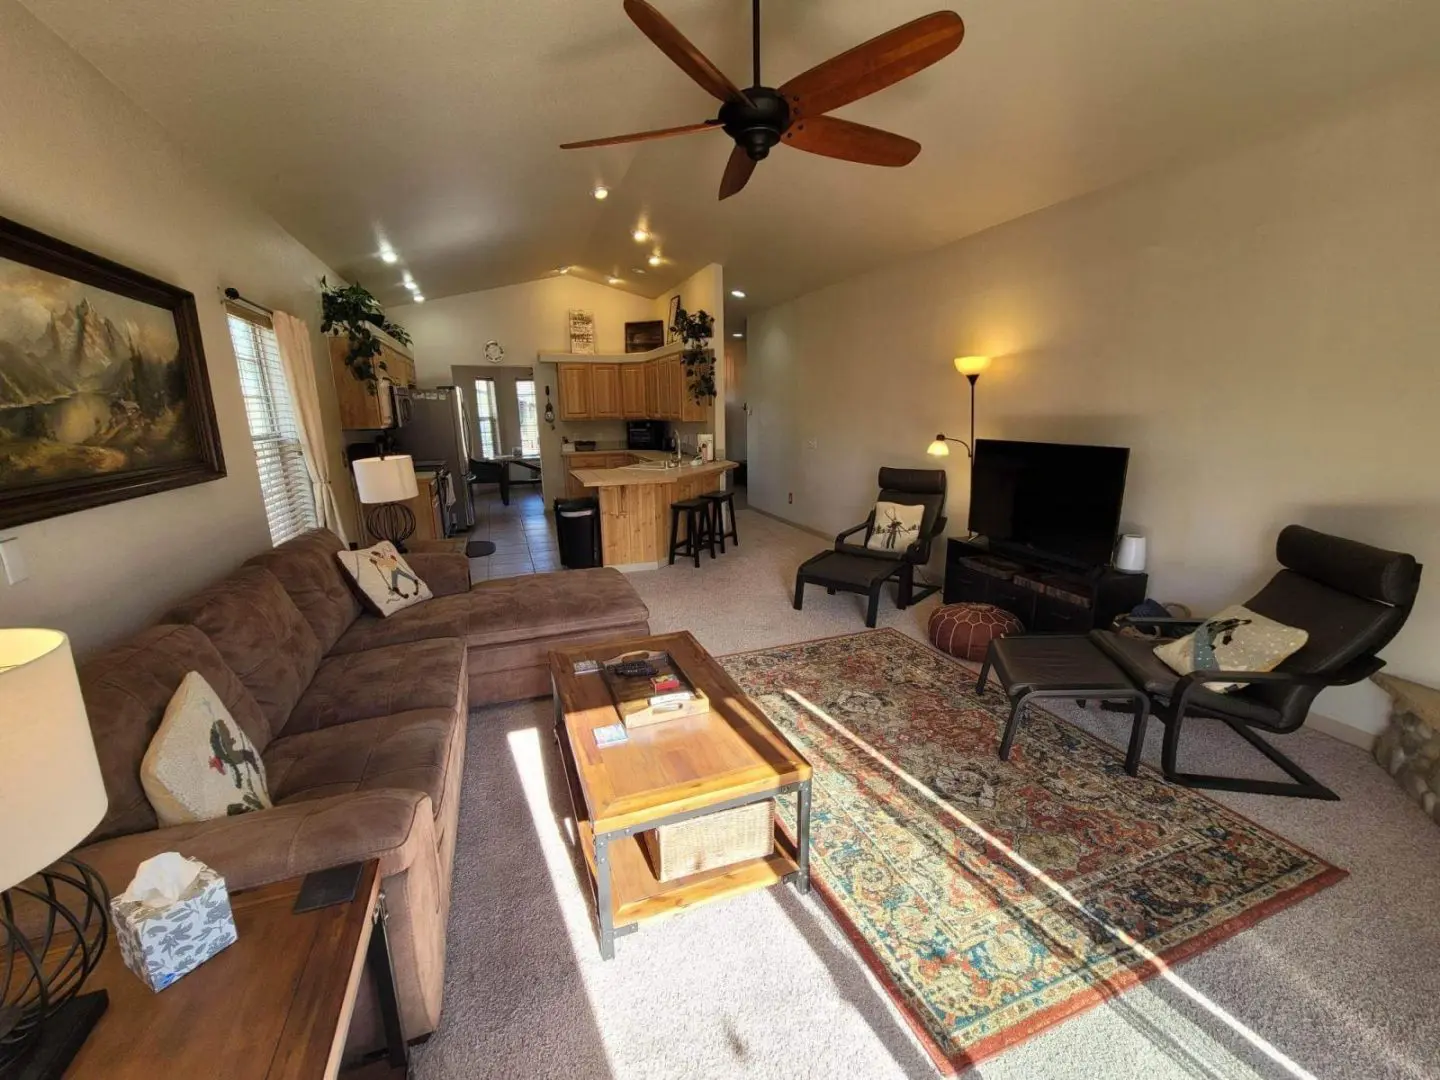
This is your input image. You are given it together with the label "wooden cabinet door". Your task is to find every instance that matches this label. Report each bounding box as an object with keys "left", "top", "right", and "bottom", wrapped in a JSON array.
[
  {"left": 643, "top": 362, "right": 659, "bottom": 418},
  {"left": 331, "top": 336, "right": 385, "bottom": 429},
  {"left": 619, "top": 363, "right": 646, "bottom": 418},
  {"left": 591, "top": 364, "right": 621, "bottom": 419},
  {"left": 660, "top": 358, "right": 684, "bottom": 420},
  {"left": 680, "top": 361, "right": 711, "bottom": 423},
  {"left": 558, "top": 364, "right": 592, "bottom": 420}
]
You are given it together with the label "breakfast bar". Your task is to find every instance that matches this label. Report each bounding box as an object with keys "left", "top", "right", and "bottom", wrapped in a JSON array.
[{"left": 569, "top": 454, "right": 738, "bottom": 571}]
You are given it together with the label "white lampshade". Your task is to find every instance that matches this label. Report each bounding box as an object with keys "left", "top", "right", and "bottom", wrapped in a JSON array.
[
  {"left": 354, "top": 454, "right": 419, "bottom": 504},
  {"left": 954, "top": 355, "right": 991, "bottom": 376},
  {"left": 0, "top": 630, "right": 108, "bottom": 893},
  {"left": 927, "top": 439, "right": 951, "bottom": 457}
]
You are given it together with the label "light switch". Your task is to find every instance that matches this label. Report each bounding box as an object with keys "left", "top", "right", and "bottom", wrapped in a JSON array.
[
  {"left": 805, "top": 438, "right": 818, "bottom": 450},
  {"left": 0, "top": 536, "right": 29, "bottom": 585}
]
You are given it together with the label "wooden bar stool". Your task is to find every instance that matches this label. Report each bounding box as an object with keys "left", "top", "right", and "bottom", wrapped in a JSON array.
[
  {"left": 700, "top": 490, "right": 739, "bottom": 553},
  {"left": 668, "top": 498, "right": 716, "bottom": 567}
]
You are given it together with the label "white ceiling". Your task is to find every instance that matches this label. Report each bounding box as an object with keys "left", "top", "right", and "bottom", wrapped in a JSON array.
[{"left": 19, "top": 0, "right": 1440, "bottom": 324}]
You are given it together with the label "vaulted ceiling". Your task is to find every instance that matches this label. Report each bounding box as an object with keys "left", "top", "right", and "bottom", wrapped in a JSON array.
[{"left": 19, "top": 0, "right": 1440, "bottom": 320}]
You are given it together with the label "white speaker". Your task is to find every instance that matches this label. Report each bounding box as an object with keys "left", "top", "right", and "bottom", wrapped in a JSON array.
[{"left": 1115, "top": 534, "right": 1147, "bottom": 573}]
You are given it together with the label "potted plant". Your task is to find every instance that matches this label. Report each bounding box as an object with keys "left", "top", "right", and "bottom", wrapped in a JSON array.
[
  {"left": 320, "top": 277, "right": 413, "bottom": 394},
  {"left": 669, "top": 307, "right": 716, "bottom": 402}
]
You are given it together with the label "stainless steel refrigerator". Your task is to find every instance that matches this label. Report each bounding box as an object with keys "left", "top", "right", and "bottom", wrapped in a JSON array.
[{"left": 394, "top": 386, "right": 475, "bottom": 532}]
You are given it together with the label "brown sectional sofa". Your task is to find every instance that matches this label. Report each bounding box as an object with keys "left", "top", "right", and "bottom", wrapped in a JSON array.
[{"left": 69, "top": 528, "right": 649, "bottom": 1045}]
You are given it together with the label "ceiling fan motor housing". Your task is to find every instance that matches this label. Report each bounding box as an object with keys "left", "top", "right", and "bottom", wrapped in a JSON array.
[{"left": 720, "top": 88, "right": 791, "bottom": 160}]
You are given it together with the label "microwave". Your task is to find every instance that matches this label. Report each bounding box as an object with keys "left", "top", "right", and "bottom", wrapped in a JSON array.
[
  {"left": 627, "top": 419, "right": 668, "bottom": 450},
  {"left": 379, "top": 381, "right": 413, "bottom": 428}
]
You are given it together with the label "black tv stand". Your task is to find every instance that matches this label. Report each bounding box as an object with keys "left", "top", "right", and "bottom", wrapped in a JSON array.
[{"left": 942, "top": 537, "right": 1147, "bottom": 633}]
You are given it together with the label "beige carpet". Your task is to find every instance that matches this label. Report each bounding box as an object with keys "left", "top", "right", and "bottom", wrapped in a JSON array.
[{"left": 414, "top": 503, "right": 1440, "bottom": 1080}]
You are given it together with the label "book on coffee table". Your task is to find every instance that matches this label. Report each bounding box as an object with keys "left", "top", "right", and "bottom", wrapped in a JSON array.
[{"left": 600, "top": 649, "right": 710, "bottom": 729}]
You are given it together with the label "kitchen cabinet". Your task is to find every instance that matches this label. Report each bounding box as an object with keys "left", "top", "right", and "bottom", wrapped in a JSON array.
[
  {"left": 331, "top": 335, "right": 416, "bottom": 430},
  {"left": 591, "top": 364, "right": 622, "bottom": 419},
  {"left": 644, "top": 362, "right": 659, "bottom": 419},
  {"left": 563, "top": 452, "right": 637, "bottom": 498},
  {"left": 657, "top": 357, "right": 684, "bottom": 421},
  {"left": 364, "top": 471, "right": 444, "bottom": 543},
  {"left": 558, "top": 363, "right": 592, "bottom": 421},
  {"left": 620, "top": 363, "right": 646, "bottom": 418}
]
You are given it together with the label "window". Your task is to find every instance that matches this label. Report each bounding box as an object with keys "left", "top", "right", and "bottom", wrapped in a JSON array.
[
  {"left": 516, "top": 380, "right": 540, "bottom": 457},
  {"left": 226, "top": 309, "right": 317, "bottom": 545},
  {"left": 474, "top": 378, "right": 499, "bottom": 459}
]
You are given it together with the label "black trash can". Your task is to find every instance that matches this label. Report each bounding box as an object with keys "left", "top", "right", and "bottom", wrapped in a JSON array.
[{"left": 553, "top": 497, "right": 601, "bottom": 569}]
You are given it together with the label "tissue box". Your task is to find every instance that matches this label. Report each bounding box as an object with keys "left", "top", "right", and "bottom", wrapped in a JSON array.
[{"left": 110, "top": 861, "right": 238, "bottom": 992}]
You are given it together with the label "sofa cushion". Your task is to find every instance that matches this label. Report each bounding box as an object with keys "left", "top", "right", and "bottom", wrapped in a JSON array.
[
  {"left": 263, "top": 709, "right": 459, "bottom": 821},
  {"left": 285, "top": 638, "right": 466, "bottom": 734},
  {"left": 245, "top": 528, "right": 361, "bottom": 654},
  {"left": 165, "top": 565, "right": 323, "bottom": 740},
  {"left": 329, "top": 567, "right": 650, "bottom": 656},
  {"left": 78, "top": 624, "right": 269, "bottom": 844}
]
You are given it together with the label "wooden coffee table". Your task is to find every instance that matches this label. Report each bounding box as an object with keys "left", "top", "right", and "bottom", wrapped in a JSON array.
[
  {"left": 60, "top": 860, "right": 407, "bottom": 1079},
  {"left": 549, "top": 631, "right": 813, "bottom": 960}
]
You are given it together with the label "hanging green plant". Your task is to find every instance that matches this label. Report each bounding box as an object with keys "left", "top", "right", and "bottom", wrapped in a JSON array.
[
  {"left": 670, "top": 307, "right": 716, "bottom": 402},
  {"left": 319, "top": 277, "right": 413, "bottom": 394}
]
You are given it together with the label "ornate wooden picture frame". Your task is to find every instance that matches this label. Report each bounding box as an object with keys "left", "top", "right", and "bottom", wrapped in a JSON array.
[{"left": 0, "top": 217, "right": 226, "bottom": 528}]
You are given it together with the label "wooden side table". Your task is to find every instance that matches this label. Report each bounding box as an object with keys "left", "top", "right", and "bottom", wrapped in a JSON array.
[{"left": 61, "top": 860, "right": 408, "bottom": 1079}]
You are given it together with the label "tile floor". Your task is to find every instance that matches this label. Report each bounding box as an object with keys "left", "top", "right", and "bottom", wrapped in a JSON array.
[{"left": 465, "top": 486, "right": 559, "bottom": 581}]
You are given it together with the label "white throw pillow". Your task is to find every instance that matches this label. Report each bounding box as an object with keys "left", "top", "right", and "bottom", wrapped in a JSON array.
[
  {"left": 866, "top": 501, "right": 925, "bottom": 552},
  {"left": 336, "top": 541, "right": 433, "bottom": 617},
  {"left": 1153, "top": 604, "right": 1309, "bottom": 693},
  {"left": 142, "top": 672, "right": 272, "bottom": 826}
]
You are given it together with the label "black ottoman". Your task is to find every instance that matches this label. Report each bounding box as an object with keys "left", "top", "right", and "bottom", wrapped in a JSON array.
[{"left": 976, "top": 635, "right": 1151, "bottom": 775}]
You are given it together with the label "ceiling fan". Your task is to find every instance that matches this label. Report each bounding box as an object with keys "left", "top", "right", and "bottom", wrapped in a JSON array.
[{"left": 561, "top": 0, "right": 965, "bottom": 200}]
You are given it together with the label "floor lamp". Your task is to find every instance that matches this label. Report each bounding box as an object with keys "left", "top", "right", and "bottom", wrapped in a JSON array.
[
  {"left": 927, "top": 355, "right": 991, "bottom": 461},
  {"left": 0, "top": 629, "right": 112, "bottom": 1078},
  {"left": 354, "top": 454, "right": 419, "bottom": 552}
]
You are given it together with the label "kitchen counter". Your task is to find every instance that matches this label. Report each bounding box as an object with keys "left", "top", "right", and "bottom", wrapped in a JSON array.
[
  {"left": 566, "top": 456, "right": 737, "bottom": 571},
  {"left": 570, "top": 458, "right": 735, "bottom": 488}
]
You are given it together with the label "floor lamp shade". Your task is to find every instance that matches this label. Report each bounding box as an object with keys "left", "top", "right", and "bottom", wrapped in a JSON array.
[
  {"left": 0, "top": 629, "right": 107, "bottom": 892},
  {"left": 354, "top": 454, "right": 419, "bottom": 505}
]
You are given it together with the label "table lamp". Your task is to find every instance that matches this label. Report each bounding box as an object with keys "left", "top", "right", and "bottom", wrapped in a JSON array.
[
  {"left": 0, "top": 629, "right": 111, "bottom": 1078},
  {"left": 354, "top": 453, "right": 419, "bottom": 552}
]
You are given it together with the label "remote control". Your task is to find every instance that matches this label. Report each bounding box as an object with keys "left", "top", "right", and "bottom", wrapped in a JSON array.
[{"left": 611, "top": 659, "right": 657, "bottom": 678}]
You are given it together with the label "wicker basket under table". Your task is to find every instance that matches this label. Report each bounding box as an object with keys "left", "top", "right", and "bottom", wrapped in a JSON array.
[{"left": 640, "top": 800, "right": 775, "bottom": 882}]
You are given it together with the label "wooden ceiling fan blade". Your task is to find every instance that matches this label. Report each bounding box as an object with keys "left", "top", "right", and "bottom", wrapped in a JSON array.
[
  {"left": 781, "top": 115, "right": 920, "bottom": 167},
  {"left": 778, "top": 11, "right": 964, "bottom": 118},
  {"left": 560, "top": 121, "right": 721, "bottom": 150},
  {"left": 719, "top": 146, "right": 757, "bottom": 200},
  {"left": 623, "top": 0, "right": 750, "bottom": 106}
]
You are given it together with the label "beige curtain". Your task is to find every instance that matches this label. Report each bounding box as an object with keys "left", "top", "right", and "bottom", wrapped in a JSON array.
[{"left": 271, "top": 311, "right": 349, "bottom": 544}]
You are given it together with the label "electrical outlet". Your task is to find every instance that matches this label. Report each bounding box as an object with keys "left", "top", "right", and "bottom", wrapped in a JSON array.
[{"left": 0, "top": 536, "right": 29, "bottom": 585}]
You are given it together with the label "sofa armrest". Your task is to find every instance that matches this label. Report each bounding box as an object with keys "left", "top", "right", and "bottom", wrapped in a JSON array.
[
  {"left": 72, "top": 789, "right": 436, "bottom": 897},
  {"left": 405, "top": 551, "right": 471, "bottom": 595}
]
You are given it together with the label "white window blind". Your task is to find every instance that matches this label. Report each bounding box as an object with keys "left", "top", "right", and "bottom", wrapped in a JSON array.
[
  {"left": 226, "top": 308, "right": 318, "bottom": 545},
  {"left": 474, "top": 378, "right": 499, "bottom": 458},
  {"left": 516, "top": 380, "right": 540, "bottom": 457}
]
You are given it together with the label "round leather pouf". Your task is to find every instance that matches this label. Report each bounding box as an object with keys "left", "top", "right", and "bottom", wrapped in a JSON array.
[{"left": 928, "top": 603, "right": 1025, "bottom": 662}]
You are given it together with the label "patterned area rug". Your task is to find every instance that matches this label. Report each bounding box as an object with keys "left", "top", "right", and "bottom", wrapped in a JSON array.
[{"left": 720, "top": 630, "right": 1345, "bottom": 1075}]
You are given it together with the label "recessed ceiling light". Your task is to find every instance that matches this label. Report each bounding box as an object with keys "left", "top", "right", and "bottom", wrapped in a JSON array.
[
  {"left": 593, "top": 186, "right": 609, "bottom": 200},
  {"left": 380, "top": 247, "right": 398, "bottom": 265},
  {"left": 607, "top": 276, "right": 622, "bottom": 285},
  {"left": 732, "top": 332, "right": 744, "bottom": 338},
  {"left": 648, "top": 253, "right": 662, "bottom": 267},
  {"left": 632, "top": 228, "right": 649, "bottom": 243},
  {"left": 557, "top": 266, "right": 571, "bottom": 274},
  {"left": 413, "top": 295, "right": 426, "bottom": 303},
  {"left": 730, "top": 289, "right": 746, "bottom": 298},
  {"left": 632, "top": 267, "right": 647, "bottom": 275}
]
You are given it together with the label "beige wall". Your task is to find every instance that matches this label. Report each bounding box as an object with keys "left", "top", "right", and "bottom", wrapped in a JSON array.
[
  {"left": 0, "top": 1, "right": 342, "bottom": 655},
  {"left": 654, "top": 264, "right": 726, "bottom": 457},
  {"left": 747, "top": 73, "right": 1440, "bottom": 740}
]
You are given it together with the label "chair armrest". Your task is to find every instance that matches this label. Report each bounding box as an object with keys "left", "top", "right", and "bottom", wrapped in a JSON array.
[
  {"left": 835, "top": 521, "right": 870, "bottom": 546},
  {"left": 72, "top": 789, "right": 435, "bottom": 898},
  {"left": 1173, "top": 657, "right": 1386, "bottom": 716},
  {"left": 404, "top": 551, "right": 471, "bottom": 595}
]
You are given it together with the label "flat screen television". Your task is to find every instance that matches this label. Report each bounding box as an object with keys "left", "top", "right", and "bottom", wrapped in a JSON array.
[{"left": 968, "top": 439, "right": 1130, "bottom": 568}]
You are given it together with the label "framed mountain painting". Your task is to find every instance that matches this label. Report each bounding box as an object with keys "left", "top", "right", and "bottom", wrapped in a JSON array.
[{"left": 0, "top": 217, "right": 225, "bottom": 528}]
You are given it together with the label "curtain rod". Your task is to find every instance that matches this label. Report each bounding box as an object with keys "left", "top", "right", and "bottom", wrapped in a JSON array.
[{"left": 220, "top": 287, "right": 273, "bottom": 317}]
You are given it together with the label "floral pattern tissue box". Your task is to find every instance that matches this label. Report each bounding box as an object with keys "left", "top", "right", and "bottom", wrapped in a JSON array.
[{"left": 110, "top": 852, "right": 237, "bottom": 992}]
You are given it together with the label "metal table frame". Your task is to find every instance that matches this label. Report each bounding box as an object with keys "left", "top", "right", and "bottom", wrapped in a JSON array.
[{"left": 552, "top": 696, "right": 812, "bottom": 961}]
